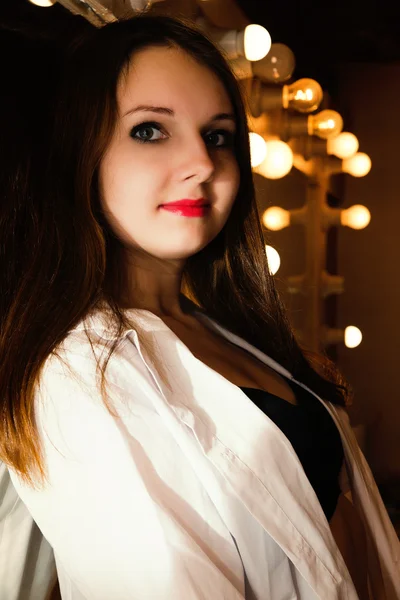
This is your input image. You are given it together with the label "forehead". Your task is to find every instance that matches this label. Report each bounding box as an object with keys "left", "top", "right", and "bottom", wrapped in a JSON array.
[{"left": 118, "top": 45, "right": 233, "bottom": 117}]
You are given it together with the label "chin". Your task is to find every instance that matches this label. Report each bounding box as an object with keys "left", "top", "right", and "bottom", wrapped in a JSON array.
[{"left": 159, "top": 242, "right": 211, "bottom": 260}]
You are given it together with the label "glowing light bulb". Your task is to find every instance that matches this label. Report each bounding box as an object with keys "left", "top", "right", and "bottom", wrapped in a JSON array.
[
  {"left": 198, "top": 19, "right": 271, "bottom": 61},
  {"left": 327, "top": 132, "right": 359, "bottom": 159},
  {"left": 341, "top": 205, "right": 371, "bottom": 230},
  {"left": 251, "top": 43, "right": 295, "bottom": 83},
  {"left": 28, "top": 0, "right": 55, "bottom": 5},
  {"left": 255, "top": 140, "right": 294, "bottom": 179},
  {"left": 308, "top": 110, "right": 343, "bottom": 140},
  {"left": 342, "top": 152, "right": 372, "bottom": 177},
  {"left": 243, "top": 24, "right": 272, "bottom": 61},
  {"left": 249, "top": 132, "right": 267, "bottom": 167},
  {"left": 282, "top": 78, "right": 323, "bottom": 113},
  {"left": 262, "top": 207, "right": 290, "bottom": 231},
  {"left": 265, "top": 245, "right": 281, "bottom": 275},
  {"left": 345, "top": 326, "right": 362, "bottom": 349}
]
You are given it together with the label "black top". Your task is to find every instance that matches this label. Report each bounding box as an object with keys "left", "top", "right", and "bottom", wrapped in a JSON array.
[{"left": 239, "top": 379, "right": 344, "bottom": 522}]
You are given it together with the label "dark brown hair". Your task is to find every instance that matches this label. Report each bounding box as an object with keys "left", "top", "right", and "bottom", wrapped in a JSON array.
[{"left": 0, "top": 14, "right": 350, "bottom": 489}]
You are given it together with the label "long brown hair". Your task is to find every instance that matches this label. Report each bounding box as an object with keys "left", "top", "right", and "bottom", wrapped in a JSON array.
[{"left": 0, "top": 15, "right": 351, "bottom": 489}]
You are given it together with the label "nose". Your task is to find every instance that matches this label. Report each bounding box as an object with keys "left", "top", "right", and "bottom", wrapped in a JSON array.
[{"left": 179, "top": 134, "right": 215, "bottom": 185}]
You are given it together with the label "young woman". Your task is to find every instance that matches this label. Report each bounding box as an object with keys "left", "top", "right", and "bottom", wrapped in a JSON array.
[{"left": 0, "top": 14, "right": 398, "bottom": 600}]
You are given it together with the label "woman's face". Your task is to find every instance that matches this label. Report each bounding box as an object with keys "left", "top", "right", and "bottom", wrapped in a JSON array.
[{"left": 99, "top": 45, "right": 240, "bottom": 262}]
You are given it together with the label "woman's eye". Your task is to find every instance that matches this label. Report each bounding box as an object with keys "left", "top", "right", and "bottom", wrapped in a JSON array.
[
  {"left": 205, "top": 130, "right": 235, "bottom": 148},
  {"left": 130, "top": 122, "right": 166, "bottom": 143}
]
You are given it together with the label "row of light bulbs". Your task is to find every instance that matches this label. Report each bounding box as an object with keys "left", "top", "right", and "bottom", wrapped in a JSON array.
[
  {"left": 225, "top": 26, "right": 367, "bottom": 350},
  {"left": 248, "top": 127, "right": 371, "bottom": 179},
  {"left": 249, "top": 132, "right": 372, "bottom": 180},
  {"left": 262, "top": 204, "right": 371, "bottom": 231},
  {"left": 242, "top": 45, "right": 369, "bottom": 347}
]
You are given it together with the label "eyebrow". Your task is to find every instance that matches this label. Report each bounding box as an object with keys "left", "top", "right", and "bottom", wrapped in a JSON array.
[{"left": 123, "top": 105, "right": 236, "bottom": 124}]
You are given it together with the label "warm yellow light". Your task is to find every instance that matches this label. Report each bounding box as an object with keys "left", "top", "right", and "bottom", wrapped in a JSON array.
[
  {"left": 244, "top": 24, "right": 272, "bottom": 61},
  {"left": 342, "top": 152, "right": 372, "bottom": 177},
  {"left": 308, "top": 110, "right": 343, "bottom": 140},
  {"left": 249, "top": 132, "right": 267, "bottom": 167},
  {"left": 262, "top": 207, "right": 290, "bottom": 231},
  {"left": 255, "top": 140, "right": 294, "bottom": 179},
  {"left": 341, "top": 205, "right": 371, "bottom": 230},
  {"left": 282, "top": 78, "right": 323, "bottom": 113},
  {"left": 251, "top": 43, "right": 295, "bottom": 83},
  {"left": 28, "top": 0, "right": 55, "bottom": 5},
  {"left": 327, "top": 132, "right": 359, "bottom": 159},
  {"left": 196, "top": 19, "right": 270, "bottom": 61},
  {"left": 344, "top": 326, "right": 362, "bottom": 349},
  {"left": 265, "top": 245, "right": 281, "bottom": 275}
]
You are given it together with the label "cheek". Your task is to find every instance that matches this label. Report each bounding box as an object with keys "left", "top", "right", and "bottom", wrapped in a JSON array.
[
  {"left": 102, "top": 144, "right": 169, "bottom": 202},
  {"left": 98, "top": 150, "right": 162, "bottom": 245},
  {"left": 100, "top": 148, "right": 146, "bottom": 209},
  {"left": 98, "top": 154, "right": 131, "bottom": 236},
  {"left": 98, "top": 150, "right": 120, "bottom": 210}
]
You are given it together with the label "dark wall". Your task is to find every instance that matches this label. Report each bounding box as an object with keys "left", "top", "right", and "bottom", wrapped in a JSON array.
[{"left": 336, "top": 62, "right": 400, "bottom": 482}]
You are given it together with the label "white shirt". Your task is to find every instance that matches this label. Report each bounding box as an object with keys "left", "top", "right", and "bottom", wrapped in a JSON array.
[
  {"left": 5, "top": 308, "right": 400, "bottom": 599},
  {"left": 0, "top": 462, "right": 57, "bottom": 600}
]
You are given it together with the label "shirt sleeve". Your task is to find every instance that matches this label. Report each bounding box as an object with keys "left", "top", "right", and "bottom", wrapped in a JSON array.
[
  {"left": 7, "top": 334, "right": 178, "bottom": 600},
  {"left": 0, "top": 461, "right": 57, "bottom": 600}
]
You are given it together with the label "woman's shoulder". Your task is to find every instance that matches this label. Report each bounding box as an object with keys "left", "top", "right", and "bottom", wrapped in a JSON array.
[{"left": 39, "top": 308, "right": 143, "bottom": 395}]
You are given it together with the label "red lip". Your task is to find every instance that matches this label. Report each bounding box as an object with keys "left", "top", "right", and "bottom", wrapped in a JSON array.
[
  {"left": 160, "top": 198, "right": 209, "bottom": 207},
  {"left": 160, "top": 205, "right": 210, "bottom": 217}
]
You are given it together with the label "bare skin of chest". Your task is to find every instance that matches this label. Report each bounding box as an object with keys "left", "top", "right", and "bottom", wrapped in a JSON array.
[{"left": 162, "top": 315, "right": 298, "bottom": 406}]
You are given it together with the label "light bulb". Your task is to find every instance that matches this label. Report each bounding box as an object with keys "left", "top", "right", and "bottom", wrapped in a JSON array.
[
  {"left": 243, "top": 24, "right": 272, "bottom": 61},
  {"left": 197, "top": 19, "right": 271, "bottom": 61},
  {"left": 262, "top": 207, "right": 290, "bottom": 231},
  {"left": 255, "top": 140, "right": 293, "bottom": 179},
  {"left": 327, "top": 132, "right": 359, "bottom": 159},
  {"left": 342, "top": 152, "right": 372, "bottom": 177},
  {"left": 28, "top": 0, "right": 55, "bottom": 5},
  {"left": 282, "top": 78, "right": 323, "bottom": 113},
  {"left": 344, "top": 326, "right": 362, "bottom": 349},
  {"left": 249, "top": 132, "right": 267, "bottom": 167},
  {"left": 265, "top": 245, "right": 281, "bottom": 275},
  {"left": 341, "top": 205, "right": 371, "bottom": 230},
  {"left": 308, "top": 110, "right": 343, "bottom": 140},
  {"left": 251, "top": 43, "right": 295, "bottom": 83}
]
